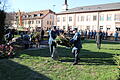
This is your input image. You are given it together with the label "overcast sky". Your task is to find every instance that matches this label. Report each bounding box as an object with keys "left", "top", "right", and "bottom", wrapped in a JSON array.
[{"left": 7, "top": 0, "right": 120, "bottom": 13}]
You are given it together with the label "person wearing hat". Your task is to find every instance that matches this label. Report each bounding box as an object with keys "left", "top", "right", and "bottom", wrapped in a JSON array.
[
  {"left": 70, "top": 28, "right": 82, "bottom": 65},
  {"left": 48, "top": 26, "right": 59, "bottom": 60}
]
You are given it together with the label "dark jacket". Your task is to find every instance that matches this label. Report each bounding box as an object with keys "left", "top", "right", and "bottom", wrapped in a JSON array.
[{"left": 70, "top": 32, "right": 82, "bottom": 49}]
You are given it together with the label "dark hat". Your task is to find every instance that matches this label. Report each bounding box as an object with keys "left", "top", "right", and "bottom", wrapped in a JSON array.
[
  {"left": 74, "top": 28, "right": 78, "bottom": 31},
  {"left": 53, "top": 26, "right": 56, "bottom": 29}
]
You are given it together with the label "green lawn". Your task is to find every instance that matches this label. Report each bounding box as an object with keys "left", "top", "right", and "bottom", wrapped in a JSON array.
[{"left": 0, "top": 40, "right": 120, "bottom": 80}]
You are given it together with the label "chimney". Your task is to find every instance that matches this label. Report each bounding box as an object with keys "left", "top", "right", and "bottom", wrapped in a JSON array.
[
  {"left": 62, "top": 0, "right": 68, "bottom": 11},
  {"left": 65, "top": 0, "right": 67, "bottom": 5}
]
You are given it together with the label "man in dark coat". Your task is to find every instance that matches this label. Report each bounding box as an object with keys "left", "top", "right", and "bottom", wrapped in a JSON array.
[
  {"left": 70, "top": 28, "right": 82, "bottom": 65},
  {"left": 48, "top": 26, "right": 59, "bottom": 60},
  {"left": 96, "top": 30, "right": 103, "bottom": 49},
  {"left": 41, "top": 28, "right": 44, "bottom": 41}
]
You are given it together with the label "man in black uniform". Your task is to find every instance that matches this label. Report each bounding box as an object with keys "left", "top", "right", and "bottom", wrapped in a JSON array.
[
  {"left": 70, "top": 28, "right": 82, "bottom": 65},
  {"left": 41, "top": 28, "right": 44, "bottom": 41},
  {"left": 48, "top": 26, "right": 59, "bottom": 60}
]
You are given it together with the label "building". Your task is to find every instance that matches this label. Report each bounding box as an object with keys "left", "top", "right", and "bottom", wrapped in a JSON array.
[
  {"left": 56, "top": 2, "right": 120, "bottom": 35},
  {"left": 5, "top": 12, "right": 15, "bottom": 28},
  {"left": 10, "top": 9, "right": 55, "bottom": 31}
]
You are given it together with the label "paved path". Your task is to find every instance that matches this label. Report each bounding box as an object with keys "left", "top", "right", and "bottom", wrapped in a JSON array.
[
  {"left": 40, "top": 40, "right": 48, "bottom": 45},
  {"left": 103, "top": 40, "right": 120, "bottom": 43}
]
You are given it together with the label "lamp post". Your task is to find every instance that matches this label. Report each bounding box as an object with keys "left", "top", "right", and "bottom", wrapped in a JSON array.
[
  {"left": 52, "top": 5, "right": 56, "bottom": 26},
  {"left": 96, "top": 11, "right": 100, "bottom": 49}
]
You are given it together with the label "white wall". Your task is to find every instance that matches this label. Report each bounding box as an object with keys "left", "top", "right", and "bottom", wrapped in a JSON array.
[{"left": 57, "top": 10, "right": 120, "bottom": 34}]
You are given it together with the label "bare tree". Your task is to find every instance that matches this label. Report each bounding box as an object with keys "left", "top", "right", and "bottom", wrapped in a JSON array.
[
  {"left": 0, "top": 0, "right": 9, "bottom": 44},
  {"left": 0, "top": 0, "right": 9, "bottom": 11}
]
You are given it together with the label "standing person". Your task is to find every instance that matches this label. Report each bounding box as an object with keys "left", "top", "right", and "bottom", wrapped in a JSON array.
[
  {"left": 87, "top": 30, "right": 90, "bottom": 39},
  {"left": 47, "top": 28, "right": 51, "bottom": 39},
  {"left": 48, "top": 26, "right": 59, "bottom": 60},
  {"left": 5, "top": 31, "right": 12, "bottom": 43},
  {"left": 93, "top": 30, "right": 96, "bottom": 39},
  {"left": 105, "top": 31, "right": 108, "bottom": 40},
  {"left": 96, "top": 30, "right": 103, "bottom": 49},
  {"left": 70, "top": 28, "right": 82, "bottom": 65},
  {"left": 23, "top": 33, "right": 30, "bottom": 49},
  {"left": 90, "top": 30, "right": 93, "bottom": 39},
  {"left": 114, "top": 31, "right": 119, "bottom": 41},
  {"left": 102, "top": 31, "right": 105, "bottom": 40},
  {"left": 20, "top": 32, "right": 24, "bottom": 40},
  {"left": 84, "top": 30, "right": 87, "bottom": 39},
  {"left": 41, "top": 28, "right": 44, "bottom": 41}
]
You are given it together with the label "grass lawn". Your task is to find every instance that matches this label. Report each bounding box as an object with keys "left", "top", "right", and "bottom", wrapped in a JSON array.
[{"left": 0, "top": 40, "right": 120, "bottom": 80}]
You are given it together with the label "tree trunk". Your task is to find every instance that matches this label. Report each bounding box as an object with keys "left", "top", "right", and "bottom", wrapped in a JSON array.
[{"left": 0, "top": 10, "right": 6, "bottom": 44}]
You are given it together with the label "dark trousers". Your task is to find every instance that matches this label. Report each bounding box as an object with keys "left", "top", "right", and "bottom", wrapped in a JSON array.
[
  {"left": 49, "top": 41, "right": 57, "bottom": 59},
  {"left": 72, "top": 48, "right": 80, "bottom": 63}
]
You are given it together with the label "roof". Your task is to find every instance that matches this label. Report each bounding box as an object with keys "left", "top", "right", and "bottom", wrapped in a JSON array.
[
  {"left": 57, "top": 2, "right": 120, "bottom": 14},
  {"left": 11, "top": 9, "right": 54, "bottom": 20}
]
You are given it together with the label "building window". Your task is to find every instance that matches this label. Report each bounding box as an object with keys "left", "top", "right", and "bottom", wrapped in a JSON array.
[
  {"left": 100, "top": 26, "right": 103, "bottom": 30},
  {"left": 116, "top": 27, "right": 120, "bottom": 31},
  {"left": 114, "top": 14, "right": 120, "bottom": 21},
  {"left": 107, "top": 14, "right": 112, "bottom": 21},
  {"left": 63, "top": 17, "right": 66, "bottom": 22},
  {"left": 106, "top": 25, "right": 111, "bottom": 31},
  {"left": 34, "top": 14, "right": 37, "bottom": 17},
  {"left": 24, "top": 21, "right": 26, "bottom": 24},
  {"left": 28, "top": 15, "right": 32, "bottom": 18},
  {"left": 15, "top": 16, "right": 18, "bottom": 19},
  {"left": 32, "top": 21, "right": 34, "bottom": 24},
  {"left": 107, "top": 28, "right": 110, "bottom": 31},
  {"left": 69, "top": 17, "right": 72, "bottom": 21},
  {"left": 47, "top": 21, "right": 49, "bottom": 25},
  {"left": 100, "top": 14, "right": 104, "bottom": 21},
  {"left": 40, "top": 13, "right": 43, "bottom": 16},
  {"left": 93, "top": 15, "right": 97, "bottom": 21},
  {"left": 57, "top": 17, "right": 60, "bottom": 22},
  {"left": 50, "top": 21, "right": 51, "bottom": 25},
  {"left": 50, "top": 15, "right": 52, "bottom": 19},
  {"left": 86, "top": 26, "right": 90, "bottom": 30},
  {"left": 81, "top": 16, "right": 84, "bottom": 21},
  {"left": 63, "top": 26, "right": 66, "bottom": 30},
  {"left": 38, "top": 21, "right": 40, "bottom": 24},
  {"left": 28, "top": 21, "right": 31, "bottom": 24},
  {"left": 23, "top": 15, "right": 27, "bottom": 18},
  {"left": 86, "top": 15, "right": 91, "bottom": 21},
  {"left": 77, "top": 16, "right": 79, "bottom": 22}
]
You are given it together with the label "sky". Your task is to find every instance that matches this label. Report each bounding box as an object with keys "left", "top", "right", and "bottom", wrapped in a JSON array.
[{"left": 7, "top": 0, "right": 120, "bottom": 13}]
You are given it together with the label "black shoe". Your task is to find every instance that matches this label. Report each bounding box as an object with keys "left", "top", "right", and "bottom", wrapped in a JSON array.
[
  {"left": 73, "top": 62, "right": 78, "bottom": 65},
  {"left": 77, "top": 58, "right": 80, "bottom": 61}
]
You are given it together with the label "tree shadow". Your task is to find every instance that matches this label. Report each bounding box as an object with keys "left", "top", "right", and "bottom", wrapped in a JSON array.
[
  {"left": 101, "top": 48, "right": 120, "bottom": 50},
  {"left": 16, "top": 48, "right": 51, "bottom": 58},
  {"left": 15, "top": 46, "right": 116, "bottom": 65},
  {"left": 16, "top": 47, "right": 72, "bottom": 58},
  {"left": 59, "top": 49, "right": 116, "bottom": 65},
  {"left": 0, "top": 59, "right": 51, "bottom": 80},
  {"left": 83, "top": 40, "right": 120, "bottom": 45}
]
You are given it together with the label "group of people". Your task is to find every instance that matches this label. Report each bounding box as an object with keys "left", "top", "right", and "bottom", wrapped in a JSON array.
[
  {"left": 81, "top": 30, "right": 108, "bottom": 40},
  {"left": 82, "top": 30, "right": 119, "bottom": 41},
  {"left": 48, "top": 26, "right": 82, "bottom": 65},
  {"left": 19, "top": 28, "right": 45, "bottom": 49}
]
